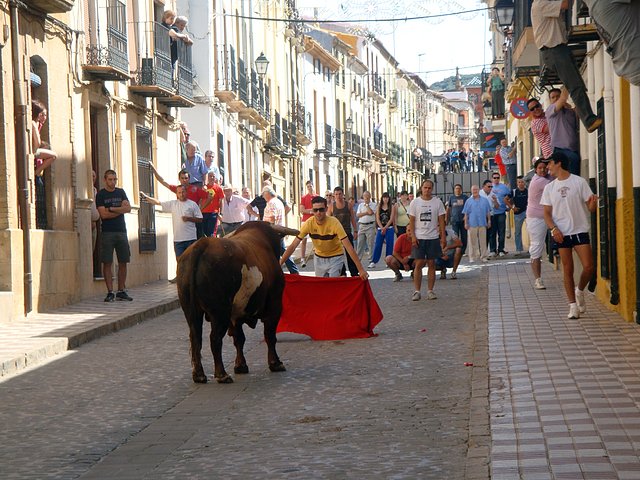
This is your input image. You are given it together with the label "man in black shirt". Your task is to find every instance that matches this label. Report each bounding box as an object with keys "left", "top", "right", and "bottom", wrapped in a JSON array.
[
  {"left": 95, "top": 169, "right": 133, "bottom": 302},
  {"left": 505, "top": 175, "right": 529, "bottom": 256}
]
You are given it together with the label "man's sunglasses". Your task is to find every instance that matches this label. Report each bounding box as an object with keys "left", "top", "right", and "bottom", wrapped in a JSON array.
[
  {"left": 529, "top": 104, "right": 541, "bottom": 110},
  {"left": 313, "top": 207, "right": 326, "bottom": 213}
]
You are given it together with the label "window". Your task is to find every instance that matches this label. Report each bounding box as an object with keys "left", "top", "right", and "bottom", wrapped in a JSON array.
[{"left": 136, "top": 126, "right": 156, "bottom": 252}]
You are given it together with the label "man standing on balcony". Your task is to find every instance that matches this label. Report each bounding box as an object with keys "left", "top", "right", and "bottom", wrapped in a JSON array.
[
  {"left": 531, "top": 0, "right": 602, "bottom": 133},
  {"left": 204, "top": 150, "right": 221, "bottom": 183},
  {"left": 182, "top": 141, "right": 208, "bottom": 186}
]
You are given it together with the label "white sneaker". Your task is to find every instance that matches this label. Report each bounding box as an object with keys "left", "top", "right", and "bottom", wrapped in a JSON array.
[
  {"left": 534, "top": 278, "right": 546, "bottom": 290},
  {"left": 575, "top": 287, "right": 586, "bottom": 313},
  {"left": 412, "top": 291, "right": 421, "bottom": 301},
  {"left": 368, "top": 262, "right": 376, "bottom": 268},
  {"left": 426, "top": 290, "right": 437, "bottom": 300},
  {"left": 487, "top": 251, "right": 496, "bottom": 258},
  {"left": 498, "top": 251, "right": 506, "bottom": 257},
  {"left": 568, "top": 303, "right": 580, "bottom": 319},
  {"left": 301, "top": 261, "right": 307, "bottom": 268}
]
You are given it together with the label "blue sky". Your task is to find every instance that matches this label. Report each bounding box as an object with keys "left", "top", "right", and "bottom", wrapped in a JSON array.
[{"left": 297, "top": 0, "right": 493, "bottom": 85}]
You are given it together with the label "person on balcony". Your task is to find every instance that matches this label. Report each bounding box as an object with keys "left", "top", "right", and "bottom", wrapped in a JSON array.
[
  {"left": 182, "top": 141, "right": 208, "bottom": 186},
  {"left": 487, "top": 67, "right": 505, "bottom": 118},
  {"left": 531, "top": 0, "right": 602, "bottom": 133},
  {"left": 31, "top": 99, "right": 57, "bottom": 230},
  {"left": 161, "top": 10, "right": 193, "bottom": 67}
]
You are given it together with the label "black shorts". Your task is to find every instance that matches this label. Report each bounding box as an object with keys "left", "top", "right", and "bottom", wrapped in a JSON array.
[
  {"left": 554, "top": 232, "right": 591, "bottom": 249},
  {"left": 411, "top": 238, "right": 442, "bottom": 260},
  {"left": 100, "top": 231, "right": 131, "bottom": 264}
]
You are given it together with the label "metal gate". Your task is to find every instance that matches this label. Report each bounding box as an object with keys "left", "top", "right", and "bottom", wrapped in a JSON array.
[{"left": 430, "top": 172, "right": 494, "bottom": 202}]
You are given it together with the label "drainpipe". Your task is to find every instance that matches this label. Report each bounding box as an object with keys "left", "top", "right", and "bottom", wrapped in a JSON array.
[
  {"left": 604, "top": 56, "right": 619, "bottom": 305},
  {"left": 631, "top": 84, "right": 640, "bottom": 322},
  {"left": 10, "top": 1, "right": 32, "bottom": 315},
  {"left": 587, "top": 51, "right": 598, "bottom": 292}
]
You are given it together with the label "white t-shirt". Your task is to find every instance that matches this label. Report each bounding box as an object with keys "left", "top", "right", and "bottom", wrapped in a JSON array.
[
  {"left": 540, "top": 174, "right": 593, "bottom": 236},
  {"left": 161, "top": 199, "right": 203, "bottom": 242},
  {"left": 408, "top": 196, "right": 445, "bottom": 240},
  {"left": 357, "top": 201, "right": 377, "bottom": 224}
]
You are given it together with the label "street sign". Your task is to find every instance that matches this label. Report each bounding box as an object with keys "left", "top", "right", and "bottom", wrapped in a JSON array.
[{"left": 510, "top": 97, "right": 529, "bottom": 119}]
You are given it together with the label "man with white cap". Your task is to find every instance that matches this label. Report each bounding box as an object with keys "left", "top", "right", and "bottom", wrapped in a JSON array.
[
  {"left": 263, "top": 186, "right": 299, "bottom": 274},
  {"left": 219, "top": 183, "right": 248, "bottom": 236}
]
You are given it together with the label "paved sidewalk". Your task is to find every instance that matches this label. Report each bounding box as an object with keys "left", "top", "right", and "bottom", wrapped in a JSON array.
[
  {"left": 488, "top": 259, "right": 640, "bottom": 479},
  {"left": 0, "top": 281, "right": 179, "bottom": 378}
]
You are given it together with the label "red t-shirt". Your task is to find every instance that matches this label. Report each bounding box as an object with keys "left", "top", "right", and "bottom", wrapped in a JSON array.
[
  {"left": 394, "top": 233, "right": 412, "bottom": 258},
  {"left": 301, "top": 193, "right": 314, "bottom": 221},
  {"left": 494, "top": 153, "right": 507, "bottom": 176},
  {"left": 202, "top": 183, "right": 224, "bottom": 213},
  {"left": 169, "top": 184, "right": 209, "bottom": 207}
]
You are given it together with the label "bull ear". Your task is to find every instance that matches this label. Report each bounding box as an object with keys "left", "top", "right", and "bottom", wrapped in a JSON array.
[{"left": 270, "top": 224, "right": 300, "bottom": 237}]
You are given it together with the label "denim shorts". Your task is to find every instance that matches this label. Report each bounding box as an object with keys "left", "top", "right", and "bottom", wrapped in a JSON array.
[{"left": 100, "top": 231, "right": 131, "bottom": 264}]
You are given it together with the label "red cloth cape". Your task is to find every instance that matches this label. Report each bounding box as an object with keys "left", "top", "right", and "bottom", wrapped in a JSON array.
[{"left": 277, "top": 275, "right": 383, "bottom": 340}]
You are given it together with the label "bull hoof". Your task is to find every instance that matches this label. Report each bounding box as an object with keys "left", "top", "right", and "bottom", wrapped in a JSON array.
[
  {"left": 234, "top": 365, "right": 249, "bottom": 374},
  {"left": 269, "top": 362, "right": 286, "bottom": 372},
  {"left": 193, "top": 374, "right": 208, "bottom": 384},
  {"left": 215, "top": 374, "right": 234, "bottom": 384}
]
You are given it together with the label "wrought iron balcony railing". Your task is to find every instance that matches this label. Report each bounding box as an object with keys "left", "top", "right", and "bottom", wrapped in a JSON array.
[
  {"left": 130, "top": 22, "right": 173, "bottom": 96},
  {"left": 84, "top": 0, "right": 129, "bottom": 81}
]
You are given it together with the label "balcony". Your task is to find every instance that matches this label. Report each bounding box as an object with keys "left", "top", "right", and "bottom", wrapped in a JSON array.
[
  {"left": 237, "top": 70, "right": 270, "bottom": 130},
  {"left": 159, "top": 41, "right": 195, "bottom": 108},
  {"left": 293, "top": 102, "right": 312, "bottom": 146},
  {"left": 370, "top": 131, "right": 388, "bottom": 159},
  {"left": 367, "top": 74, "right": 386, "bottom": 104},
  {"left": 83, "top": 0, "right": 129, "bottom": 81},
  {"left": 215, "top": 45, "right": 239, "bottom": 105},
  {"left": 129, "top": 22, "right": 173, "bottom": 98},
  {"left": 30, "top": 0, "right": 74, "bottom": 13}
]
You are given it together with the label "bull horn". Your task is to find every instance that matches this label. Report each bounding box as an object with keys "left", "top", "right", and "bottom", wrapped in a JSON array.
[{"left": 270, "top": 224, "right": 300, "bottom": 237}]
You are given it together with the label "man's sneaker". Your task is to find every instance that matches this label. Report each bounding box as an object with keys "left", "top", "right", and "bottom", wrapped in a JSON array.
[
  {"left": 499, "top": 251, "right": 507, "bottom": 257},
  {"left": 393, "top": 273, "right": 403, "bottom": 282},
  {"left": 104, "top": 292, "right": 115, "bottom": 302},
  {"left": 440, "top": 270, "right": 447, "bottom": 280},
  {"left": 575, "top": 287, "right": 586, "bottom": 313},
  {"left": 301, "top": 260, "right": 307, "bottom": 268},
  {"left": 426, "top": 290, "right": 437, "bottom": 300},
  {"left": 568, "top": 303, "right": 580, "bottom": 319},
  {"left": 412, "top": 291, "right": 421, "bottom": 301},
  {"left": 368, "top": 262, "right": 376, "bottom": 268},
  {"left": 487, "top": 251, "right": 496, "bottom": 258},
  {"left": 534, "top": 278, "right": 546, "bottom": 290},
  {"left": 587, "top": 117, "right": 603, "bottom": 133},
  {"left": 116, "top": 290, "right": 133, "bottom": 301},
  {"left": 450, "top": 272, "right": 457, "bottom": 280}
]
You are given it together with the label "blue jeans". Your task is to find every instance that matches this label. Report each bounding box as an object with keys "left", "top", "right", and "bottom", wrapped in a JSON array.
[
  {"left": 372, "top": 228, "right": 395, "bottom": 263},
  {"left": 281, "top": 239, "right": 299, "bottom": 274},
  {"left": 514, "top": 211, "right": 526, "bottom": 252},
  {"left": 451, "top": 221, "right": 467, "bottom": 254},
  {"left": 174, "top": 239, "right": 196, "bottom": 258},
  {"left": 202, "top": 212, "right": 219, "bottom": 237},
  {"left": 488, "top": 213, "right": 506, "bottom": 253}
]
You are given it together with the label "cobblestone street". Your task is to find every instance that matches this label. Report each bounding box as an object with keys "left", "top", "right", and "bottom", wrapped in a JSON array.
[{"left": 0, "top": 263, "right": 488, "bottom": 480}]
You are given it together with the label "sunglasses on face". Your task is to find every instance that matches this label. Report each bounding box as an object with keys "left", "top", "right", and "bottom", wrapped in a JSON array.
[
  {"left": 493, "top": 176, "right": 500, "bottom": 179},
  {"left": 313, "top": 207, "right": 326, "bottom": 213},
  {"left": 529, "top": 104, "right": 541, "bottom": 110}
]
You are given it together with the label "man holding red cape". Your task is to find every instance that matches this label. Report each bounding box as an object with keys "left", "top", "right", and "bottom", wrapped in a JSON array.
[{"left": 280, "top": 195, "right": 368, "bottom": 280}]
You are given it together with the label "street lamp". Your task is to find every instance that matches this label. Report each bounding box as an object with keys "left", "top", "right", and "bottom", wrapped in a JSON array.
[
  {"left": 380, "top": 161, "right": 388, "bottom": 174},
  {"left": 495, "top": 0, "right": 515, "bottom": 28},
  {"left": 345, "top": 116, "right": 353, "bottom": 133},
  {"left": 255, "top": 52, "right": 269, "bottom": 78},
  {"left": 409, "top": 138, "right": 416, "bottom": 150}
]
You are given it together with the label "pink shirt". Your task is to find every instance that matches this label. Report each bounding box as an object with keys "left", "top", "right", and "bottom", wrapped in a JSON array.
[{"left": 526, "top": 174, "right": 552, "bottom": 219}]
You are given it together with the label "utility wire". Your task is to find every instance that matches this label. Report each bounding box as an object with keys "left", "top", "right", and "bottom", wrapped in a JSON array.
[{"left": 224, "top": 7, "right": 489, "bottom": 24}]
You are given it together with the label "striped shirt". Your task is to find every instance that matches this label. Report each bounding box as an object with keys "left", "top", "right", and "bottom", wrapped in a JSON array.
[{"left": 531, "top": 116, "right": 553, "bottom": 158}]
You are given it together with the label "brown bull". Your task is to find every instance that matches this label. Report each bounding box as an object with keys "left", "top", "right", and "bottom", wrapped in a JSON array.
[{"left": 176, "top": 221, "right": 299, "bottom": 384}]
